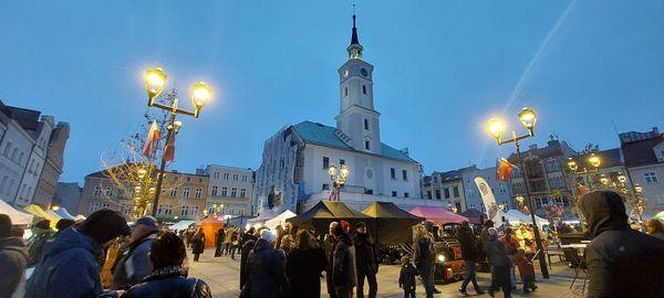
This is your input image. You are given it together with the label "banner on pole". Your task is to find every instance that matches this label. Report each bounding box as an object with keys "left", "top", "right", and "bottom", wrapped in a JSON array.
[{"left": 474, "top": 176, "right": 503, "bottom": 226}]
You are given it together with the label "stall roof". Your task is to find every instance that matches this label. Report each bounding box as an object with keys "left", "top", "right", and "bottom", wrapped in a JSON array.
[
  {"left": 362, "top": 202, "right": 423, "bottom": 220},
  {"left": 296, "top": 200, "right": 369, "bottom": 220},
  {"left": 409, "top": 206, "right": 469, "bottom": 225}
]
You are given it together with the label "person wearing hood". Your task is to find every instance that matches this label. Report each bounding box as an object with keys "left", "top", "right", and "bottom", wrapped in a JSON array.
[
  {"left": 239, "top": 228, "right": 258, "bottom": 290},
  {"left": 26, "top": 219, "right": 54, "bottom": 267},
  {"left": 25, "top": 209, "right": 131, "bottom": 298},
  {"left": 0, "top": 214, "right": 28, "bottom": 297},
  {"left": 332, "top": 224, "right": 357, "bottom": 298},
  {"left": 242, "top": 229, "right": 289, "bottom": 298},
  {"left": 456, "top": 222, "right": 484, "bottom": 296},
  {"left": 112, "top": 216, "right": 160, "bottom": 289},
  {"left": 352, "top": 222, "right": 378, "bottom": 298},
  {"left": 578, "top": 191, "right": 664, "bottom": 298}
]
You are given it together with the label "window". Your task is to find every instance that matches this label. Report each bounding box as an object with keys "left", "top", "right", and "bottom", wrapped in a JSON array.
[
  {"left": 645, "top": 172, "right": 659, "bottom": 184},
  {"left": 181, "top": 206, "right": 190, "bottom": 216},
  {"left": 390, "top": 168, "right": 396, "bottom": 179},
  {"left": 323, "top": 157, "right": 329, "bottom": 169},
  {"left": 455, "top": 202, "right": 462, "bottom": 212},
  {"left": 34, "top": 163, "right": 40, "bottom": 176},
  {"left": 170, "top": 187, "right": 177, "bottom": 197},
  {"left": 365, "top": 140, "right": 370, "bottom": 150},
  {"left": 214, "top": 171, "right": 220, "bottom": 179},
  {"left": 362, "top": 85, "right": 367, "bottom": 95},
  {"left": 18, "top": 152, "right": 24, "bottom": 165},
  {"left": 191, "top": 206, "right": 199, "bottom": 217},
  {"left": 211, "top": 186, "right": 218, "bottom": 196},
  {"left": 242, "top": 175, "right": 248, "bottom": 182},
  {"left": 195, "top": 188, "right": 202, "bottom": 199},
  {"left": 93, "top": 186, "right": 101, "bottom": 196},
  {"left": 223, "top": 173, "right": 229, "bottom": 180},
  {"left": 402, "top": 170, "right": 408, "bottom": 181},
  {"left": 364, "top": 119, "right": 369, "bottom": 130},
  {"left": 231, "top": 187, "right": 237, "bottom": 197},
  {"left": 365, "top": 189, "right": 374, "bottom": 195},
  {"left": 322, "top": 184, "right": 330, "bottom": 190},
  {"left": 221, "top": 187, "right": 228, "bottom": 196},
  {"left": 0, "top": 176, "right": 7, "bottom": 194},
  {"left": 339, "top": 159, "right": 345, "bottom": 166},
  {"left": 427, "top": 191, "right": 432, "bottom": 200},
  {"left": 105, "top": 187, "right": 113, "bottom": 197},
  {"left": 186, "top": 177, "right": 191, "bottom": 182},
  {"left": 183, "top": 187, "right": 190, "bottom": 198},
  {"left": 11, "top": 148, "right": 17, "bottom": 161},
  {"left": 3, "top": 142, "right": 11, "bottom": 156},
  {"left": 435, "top": 190, "right": 441, "bottom": 200},
  {"left": 28, "top": 160, "right": 34, "bottom": 173},
  {"left": 240, "top": 188, "right": 246, "bottom": 198},
  {"left": 404, "top": 192, "right": 410, "bottom": 198},
  {"left": 344, "top": 87, "right": 348, "bottom": 97},
  {"left": 453, "top": 186, "right": 460, "bottom": 198},
  {"left": 233, "top": 174, "right": 238, "bottom": 181},
  {"left": 444, "top": 188, "right": 450, "bottom": 199},
  {"left": 392, "top": 191, "right": 397, "bottom": 197}
]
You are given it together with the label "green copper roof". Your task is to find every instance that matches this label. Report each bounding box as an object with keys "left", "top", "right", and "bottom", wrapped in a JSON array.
[{"left": 291, "top": 121, "right": 417, "bottom": 164}]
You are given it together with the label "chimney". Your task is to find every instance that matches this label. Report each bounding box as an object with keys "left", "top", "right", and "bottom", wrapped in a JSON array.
[{"left": 528, "top": 144, "right": 538, "bottom": 151}]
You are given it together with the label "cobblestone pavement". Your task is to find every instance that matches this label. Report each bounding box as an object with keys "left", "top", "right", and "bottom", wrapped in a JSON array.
[{"left": 188, "top": 250, "right": 587, "bottom": 298}]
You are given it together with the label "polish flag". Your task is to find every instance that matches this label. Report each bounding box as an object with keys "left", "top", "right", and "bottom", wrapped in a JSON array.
[
  {"left": 163, "top": 133, "right": 176, "bottom": 162},
  {"left": 143, "top": 121, "right": 161, "bottom": 157}
]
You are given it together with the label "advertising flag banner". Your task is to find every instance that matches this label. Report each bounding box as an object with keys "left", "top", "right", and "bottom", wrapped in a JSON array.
[{"left": 474, "top": 176, "right": 503, "bottom": 226}]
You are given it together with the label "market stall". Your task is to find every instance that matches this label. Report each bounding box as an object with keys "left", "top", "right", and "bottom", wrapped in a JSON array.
[
  {"left": 198, "top": 216, "right": 225, "bottom": 248},
  {"left": 408, "top": 206, "right": 469, "bottom": 225},
  {"left": 362, "top": 202, "right": 424, "bottom": 246},
  {"left": 24, "top": 204, "right": 60, "bottom": 228},
  {"left": 287, "top": 200, "right": 369, "bottom": 234},
  {"left": 265, "top": 210, "right": 297, "bottom": 230},
  {"left": 501, "top": 210, "right": 548, "bottom": 228},
  {"left": 459, "top": 208, "right": 487, "bottom": 225},
  {"left": 168, "top": 220, "right": 196, "bottom": 233},
  {"left": 0, "top": 199, "right": 33, "bottom": 225},
  {"left": 245, "top": 209, "right": 278, "bottom": 229}
]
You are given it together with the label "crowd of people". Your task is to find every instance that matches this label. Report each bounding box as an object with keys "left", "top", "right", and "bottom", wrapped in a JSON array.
[{"left": 2, "top": 189, "right": 664, "bottom": 297}]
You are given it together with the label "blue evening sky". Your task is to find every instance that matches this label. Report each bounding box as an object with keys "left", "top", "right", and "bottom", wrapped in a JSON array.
[{"left": 1, "top": 1, "right": 663, "bottom": 183}]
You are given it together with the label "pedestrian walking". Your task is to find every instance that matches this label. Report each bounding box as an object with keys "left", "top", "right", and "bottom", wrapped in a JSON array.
[
  {"left": 578, "top": 191, "right": 664, "bottom": 297},
  {"left": 241, "top": 229, "right": 289, "bottom": 298},
  {"left": 485, "top": 227, "right": 511, "bottom": 298},
  {"left": 0, "top": 214, "right": 28, "bottom": 297},
  {"left": 645, "top": 219, "right": 664, "bottom": 240},
  {"left": 112, "top": 216, "right": 160, "bottom": 289},
  {"left": 224, "top": 226, "right": 235, "bottom": 255},
  {"left": 230, "top": 227, "right": 240, "bottom": 259},
  {"left": 25, "top": 209, "right": 131, "bottom": 298},
  {"left": 398, "top": 256, "right": 416, "bottom": 298},
  {"left": 501, "top": 227, "right": 519, "bottom": 289},
  {"left": 215, "top": 226, "right": 226, "bottom": 257},
  {"left": 456, "top": 222, "right": 484, "bottom": 296},
  {"left": 353, "top": 222, "right": 378, "bottom": 298},
  {"left": 332, "top": 223, "right": 357, "bottom": 298},
  {"left": 413, "top": 224, "right": 436, "bottom": 298},
  {"left": 122, "top": 231, "right": 211, "bottom": 297},
  {"left": 324, "top": 221, "right": 340, "bottom": 298},
  {"left": 26, "top": 219, "right": 54, "bottom": 267},
  {"left": 286, "top": 229, "right": 328, "bottom": 298},
  {"left": 191, "top": 227, "right": 206, "bottom": 262},
  {"left": 185, "top": 226, "right": 195, "bottom": 248},
  {"left": 239, "top": 228, "right": 258, "bottom": 290},
  {"left": 513, "top": 248, "right": 536, "bottom": 294}
]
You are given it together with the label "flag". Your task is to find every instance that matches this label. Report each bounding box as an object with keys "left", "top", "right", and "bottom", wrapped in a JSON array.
[
  {"left": 163, "top": 132, "right": 176, "bottom": 161},
  {"left": 143, "top": 120, "right": 161, "bottom": 157},
  {"left": 474, "top": 177, "right": 503, "bottom": 226},
  {"left": 496, "top": 158, "right": 513, "bottom": 181}
]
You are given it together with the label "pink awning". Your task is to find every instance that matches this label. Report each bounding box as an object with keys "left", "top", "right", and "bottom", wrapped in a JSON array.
[{"left": 409, "top": 206, "right": 469, "bottom": 225}]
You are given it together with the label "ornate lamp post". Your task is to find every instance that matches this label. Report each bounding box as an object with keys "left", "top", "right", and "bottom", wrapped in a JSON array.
[
  {"left": 566, "top": 153, "right": 602, "bottom": 192},
  {"left": 328, "top": 164, "right": 349, "bottom": 201},
  {"left": 486, "top": 107, "right": 549, "bottom": 278},
  {"left": 143, "top": 66, "right": 213, "bottom": 216}
]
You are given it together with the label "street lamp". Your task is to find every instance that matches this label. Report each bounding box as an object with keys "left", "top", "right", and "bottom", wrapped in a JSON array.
[
  {"left": 328, "top": 164, "right": 349, "bottom": 201},
  {"left": 486, "top": 107, "right": 549, "bottom": 279},
  {"left": 143, "top": 66, "right": 213, "bottom": 216}
]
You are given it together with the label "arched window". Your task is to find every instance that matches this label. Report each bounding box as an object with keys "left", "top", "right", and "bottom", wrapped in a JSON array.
[
  {"left": 365, "top": 140, "right": 371, "bottom": 150},
  {"left": 364, "top": 119, "right": 369, "bottom": 130},
  {"left": 344, "top": 87, "right": 348, "bottom": 97},
  {"left": 11, "top": 148, "right": 17, "bottom": 161},
  {"left": 362, "top": 85, "right": 367, "bottom": 95}
]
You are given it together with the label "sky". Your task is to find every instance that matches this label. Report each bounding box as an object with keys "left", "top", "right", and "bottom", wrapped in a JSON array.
[{"left": 1, "top": 1, "right": 663, "bottom": 183}]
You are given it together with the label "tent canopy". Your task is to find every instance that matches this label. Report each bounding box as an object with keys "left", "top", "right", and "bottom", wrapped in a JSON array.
[
  {"left": 265, "top": 210, "right": 297, "bottom": 230},
  {"left": 24, "top": 204, "right": 59, "bottom": 228},
  {"left": 362, "top": 202, "right": 424, "bottom": 245},
  {"left": 288, "top": 200, "right": 369, "bottom": 233},
  {"left": 0, "top": 200, "right": 33, "bottom": 225},
  {"left": 199, "top": 216, "right": 225, "bottom": 248},
  {"left": 246, "top": 209, "right": 278, "bottom": 225},
  {"left": 655, "top": 211, "right": 664, "bottom": 221},
  {"left": 168, "top": 220, "right": 196, "bottom": 232},
  {"left": 459, "top": 208, "right": 487, "bottom": 224},
  {"left": 502, "top": 210, "right": 548, "bottom": 227},
  {"left": 54, "top": 207, "right": 76, "bottom": 220},
  {"left": 409, "top": 206, "right": 469, "bottom": 225}
]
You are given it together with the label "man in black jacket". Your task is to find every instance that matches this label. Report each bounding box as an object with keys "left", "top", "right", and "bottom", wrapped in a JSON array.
[
  {"left": 579, "top": 191, "right": 664, "bottom": 298},
  {"left": 352, "top": 222, "right": 378, "bottom": 298},
  {"left": 324, "top": 221, "right": 340, "bottom": 298},
  {"left": 332, "top": 224, "right": 357, "bottom": 298},
  {"left": 244, "top": 230, "right": 289, "bottom": 298},
  {"left": 214, "top": 227, "right": 225, "bottom": 257},
  {"left": 456, "top": 222, "right": 484, "bottom": 296}
]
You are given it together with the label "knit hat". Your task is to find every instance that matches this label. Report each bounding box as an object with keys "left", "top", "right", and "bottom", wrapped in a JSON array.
[
  {"left": 79, "top": 209, "right": 130, "bottom": 244},
  {"left": 341, "top": 220, "right": 351, "bottom": 231}
]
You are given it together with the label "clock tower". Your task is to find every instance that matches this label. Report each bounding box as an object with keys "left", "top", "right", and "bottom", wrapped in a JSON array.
[{"left": 335, "top": 14, "right": 381, "bottom": 155}]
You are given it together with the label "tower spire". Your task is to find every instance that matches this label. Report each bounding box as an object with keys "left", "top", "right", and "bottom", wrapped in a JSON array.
[{"left": 347, "top": 10, "right": 363, "bottom": 59}]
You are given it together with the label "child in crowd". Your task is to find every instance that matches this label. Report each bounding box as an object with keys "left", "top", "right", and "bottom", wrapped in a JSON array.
[
  {"left": 514, "top": 248, "right": 537, "bottom": 294},
  {"left": 399, "top": 256, "right": 417, "bottom": 298}
]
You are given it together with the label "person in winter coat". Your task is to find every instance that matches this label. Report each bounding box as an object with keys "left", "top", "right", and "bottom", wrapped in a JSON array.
[
  {"left": 215, "top": 227, "right": 226, "bottom": 257},
  {"left": 0, "top": 214, "right": 28, "bottom": 297},
  {"left": 645, "top": 219, "right": 664, "bottom": 240},
  {"left": 242, "top": 229, "right": 289, "bottom": 298},
  {"left": 224, "top": 226, "right": 236, "bottom": 255},
  {"left": 25, "top": 209, "right": 131, "bottom": 298},
  {"left": 413, "top": 224, "right": 436, "bottom": 298},
  {"left": 112, "top": 216, "right": 160, "bottom": 289},
  {"left": 239, "top": 234, "right": 257, "bottom": 290},
  {"left": 578, "top": 191, "right": 664, "bottom": 298},
  {"left": 456, "top": 222, "right": 484, "bottom": 296},
  {"left": 324, "top": 221, "right": 340, "bottom": 298},
  {"left": 485, "top": 227, "right": 511, "bottom": 298},
  {"left": 513, "top": 248, "right": 536, "bottom": 294},
  {"left": 191, "top": 227, "right": 206, "bottom": 262},
  {"left": 332, "top": 224, "right": 357, "bottom": 298},
  {"left": 122, "top": 231, "right": 211, "bottom": 298},
  {"left": 286, "top": 229, "right": 328, "bottom": 298},
  {"left": 398, "top": 256, "right": 417, "bottom": 298},
  {"left": 26, "top": 219, "right": 54, "bottom": 267},
  {"left": 352, "top": 222, "right": 378, "bottom": 298},
  {"left": 501, "top": 227, "right": 519, "bottom": 289}
]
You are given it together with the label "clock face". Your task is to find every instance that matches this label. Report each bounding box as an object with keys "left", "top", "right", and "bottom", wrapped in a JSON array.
[{"left": 360, "top": 68, "right": 368, "bottom": 77}]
